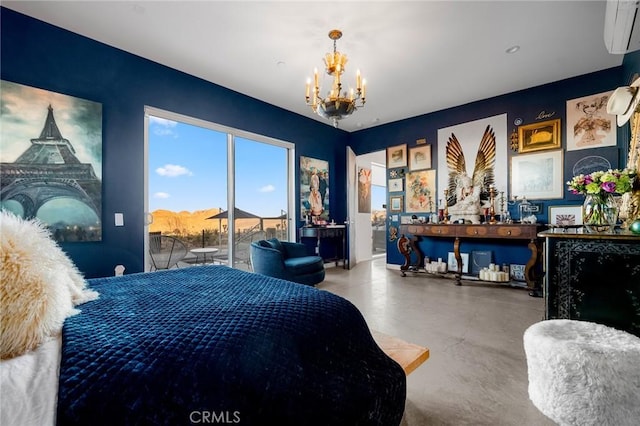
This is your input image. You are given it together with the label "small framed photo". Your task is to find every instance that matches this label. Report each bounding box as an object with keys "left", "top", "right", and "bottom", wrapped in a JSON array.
[
  {"left": 511, "top": 150, "right": 563, "bottom": 200},
  {"left": 518, "top": 119, "right": 561, "bottom": 153},
  {"left": 548, "top": 205, "right": 583, "bottom": 226},
  {"left": 448, "top": 252, "right": 469, "bottom": 274},
  {"left": 390, "top": 195, "right": 404, "bottom": 212},
  {"left": 387, "top": 143, "right": 407, "bottom": 168},
  {"left": 388, "top": 178, "right": 403, "bottom": 192},
  {"left": 510, "top": 264, "right": 526, "bottom": 282},
  {"left": 409, "top": 145, "right": 432, "bottom": 170}
]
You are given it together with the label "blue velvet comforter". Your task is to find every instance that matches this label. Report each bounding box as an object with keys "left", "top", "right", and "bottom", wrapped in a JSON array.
[{"left": 57, "top": 266, "right": 406, "bottom": 425}]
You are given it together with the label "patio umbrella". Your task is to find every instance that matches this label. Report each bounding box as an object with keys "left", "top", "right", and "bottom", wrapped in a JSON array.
[
  {"left": 206, "top": 207, "right": 264, "bottom": 233},
  {"left": 206, "top": 207, "right": 261, "bottom": 220}
]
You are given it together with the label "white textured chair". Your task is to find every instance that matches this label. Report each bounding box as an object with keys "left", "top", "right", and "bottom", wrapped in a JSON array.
[{"left": 523, "top": 319, "right": 640, "bottom": 426}]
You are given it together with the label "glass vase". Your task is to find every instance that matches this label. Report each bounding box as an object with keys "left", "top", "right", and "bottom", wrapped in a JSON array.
[{"left": 583, "top": 193, "right": 617, "bottom": 233}]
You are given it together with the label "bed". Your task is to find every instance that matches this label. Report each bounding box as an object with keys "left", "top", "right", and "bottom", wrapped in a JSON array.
[{"left": 1, "top": 210, "right": 406, "bottom": 426}]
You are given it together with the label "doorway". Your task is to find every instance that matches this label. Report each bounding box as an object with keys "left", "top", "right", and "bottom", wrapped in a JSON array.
[{"left": 353, "top": 150, "right": 386, "bottom": 264}]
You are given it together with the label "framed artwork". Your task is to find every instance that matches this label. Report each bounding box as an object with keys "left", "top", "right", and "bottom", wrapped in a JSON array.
[
  {"left": 518, "top": 119, "right": 561, "bottom": 153},
  {"left": 358, "top": 167, "right": 371, "bottom": 213},
  {"left": 387, "top": 143, "right": 407, "bottom": 168},
  {"left": 511, "top": 150, "right": 563, "bottom": 200},
  {"left": 390, "top": 195, "right": 404, "bottom": 213},
  {"left": 471, "top": 250, "right": 492, "bottom": 275},
  {"left": 388, "top": 178, "right": 403, "bottom": 192},
  {"left": 563, "top": 146, "right": 619, "bottom": 201},
  {"left": 405, "top": 170, "right": 437, "bottom": 213},
  {"left": 300, "top": 156, "right": 329, "bottom": 220},
  {"left": 437, "top": 114, "right": 508, "bottom": 202},
  {"left": 447, "top": 252, "right": 470, "bottom": 274},
  {"left": 409, "top": 145, "right": 432, "bottom": 170},
  {"left": 548, "top": 205, "right": 583, "bottom": 226},
  {"left": 0, "top": 80, "right": 103, "bottom": 242},
  {"left": 566, "top": 91, "right": 616, "bottom": 151},
  {"left": 510, "top": 264, "right": 526, "bottom": 282}
]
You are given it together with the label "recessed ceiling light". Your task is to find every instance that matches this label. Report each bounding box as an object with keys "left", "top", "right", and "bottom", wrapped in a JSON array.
[{"left": 505, "top": 45, "right": 520, "bottom": 54}]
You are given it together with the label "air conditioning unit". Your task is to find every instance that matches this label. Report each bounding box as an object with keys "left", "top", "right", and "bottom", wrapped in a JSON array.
[{"left": 604, "top": 0, "right": 640, "bottom": 54}]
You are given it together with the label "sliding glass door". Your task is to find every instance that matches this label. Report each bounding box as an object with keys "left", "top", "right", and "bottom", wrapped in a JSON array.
[{"left": 145, "top": 107, "right": 294, "bottom": 271}]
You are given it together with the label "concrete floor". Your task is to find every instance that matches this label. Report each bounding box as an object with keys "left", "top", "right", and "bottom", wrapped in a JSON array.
[{"left": 318, "top": 256, "right": 556, "bottom": 426}]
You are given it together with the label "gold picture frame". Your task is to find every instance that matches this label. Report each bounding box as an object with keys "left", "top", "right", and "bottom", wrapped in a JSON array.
[
  {"left": 518, "top": 119, "right": 561, "bottom": 153},
  {"left": 390, "top": 195, "right": 404, "bottom": 212}
]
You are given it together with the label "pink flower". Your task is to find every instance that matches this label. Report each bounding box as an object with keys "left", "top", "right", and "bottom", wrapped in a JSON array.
[{"left": 601, "top": 181, "right": 616, "bottom": 193}]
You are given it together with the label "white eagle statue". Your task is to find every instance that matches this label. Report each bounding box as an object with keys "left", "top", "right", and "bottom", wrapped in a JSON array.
[{"left": 446, "top": 125, "right": 496, "bottom": 223}]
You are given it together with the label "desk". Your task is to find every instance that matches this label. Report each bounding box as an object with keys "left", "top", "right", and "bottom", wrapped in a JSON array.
[
  {"left": 539, "top": 229, "right": 640, "bottom": 337},
  {"left": 299, "top": 225, "right": 347, "bottom": 268},
  {"left": 398, "top": 224, "right": 543, "bottom": 292},
  {"left": 190, "top": 247, "right": 219, "bottom": 264}
]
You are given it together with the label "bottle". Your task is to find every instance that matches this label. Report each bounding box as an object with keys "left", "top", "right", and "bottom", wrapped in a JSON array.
[{"left": 519, "top": 197, "right": 531, "bottom": 223}]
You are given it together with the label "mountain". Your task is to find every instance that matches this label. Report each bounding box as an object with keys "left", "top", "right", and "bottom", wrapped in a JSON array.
[
  {"left": 149, "top": 208, "right": 282, "bottom": 236},
  {"left": 149, "top": 208, "right": 222, "bottom": 235}
]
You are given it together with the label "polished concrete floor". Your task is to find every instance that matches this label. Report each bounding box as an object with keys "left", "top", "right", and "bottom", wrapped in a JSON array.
[{"left": 318, "top": 256, "right": 555, "bottom": 426}]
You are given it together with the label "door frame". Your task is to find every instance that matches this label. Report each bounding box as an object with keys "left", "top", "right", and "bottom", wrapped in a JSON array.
[{"left": 144, "top": 106, "right": 296, "bottom": 271}]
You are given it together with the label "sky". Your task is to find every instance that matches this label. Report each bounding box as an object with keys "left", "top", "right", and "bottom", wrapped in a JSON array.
[
  {"left": 148, "top": 117, "right": 288, "bottom": 218},
  {"left": 148, "top": 116, "right": 386, "bottom": 218}
]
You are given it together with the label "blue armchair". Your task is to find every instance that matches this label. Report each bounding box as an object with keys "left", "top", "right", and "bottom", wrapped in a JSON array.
[{"left": 250, "top": 239, "right": 325, "bottom": 286}]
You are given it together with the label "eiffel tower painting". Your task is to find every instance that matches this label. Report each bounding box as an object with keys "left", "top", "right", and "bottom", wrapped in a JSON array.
[{"left": 0, "top": 80, "right": 102, "bottom": 242}]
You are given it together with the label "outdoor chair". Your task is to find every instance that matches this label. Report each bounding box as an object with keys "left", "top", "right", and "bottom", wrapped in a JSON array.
[{"left": 149, "top": 233, "right": 188, "bottom": 271}]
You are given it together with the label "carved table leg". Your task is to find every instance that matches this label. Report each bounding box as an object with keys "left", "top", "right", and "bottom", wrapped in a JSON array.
[
  {"left": 397, "top": 234, "right": 411, "bottom": 276},
  {"left": 409, "top": 235, "right": 424, "bottom": 270},
  {"left": 453, "top": 237, "right": 462, "bottom": 285},
  {"left": 397, "top": 234, "right": 423, "bottom": 277}
]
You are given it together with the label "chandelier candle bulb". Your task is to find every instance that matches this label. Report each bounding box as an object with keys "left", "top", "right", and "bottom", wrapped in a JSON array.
[
  {"left": 357, "top": 69, "right": 361, "bottom": 89},
  {"left": 305, "top": 80, "right": 310, "bottom": 99}
]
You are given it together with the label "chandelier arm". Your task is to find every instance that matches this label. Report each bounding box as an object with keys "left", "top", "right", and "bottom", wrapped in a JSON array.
[{"left": 305, "top": 29, "right": 365, "bottom": 128}]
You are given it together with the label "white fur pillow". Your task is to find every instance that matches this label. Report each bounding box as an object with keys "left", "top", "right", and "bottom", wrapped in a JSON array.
[{"left": 0, "top": 211, "right": 98, "bottom": 360}]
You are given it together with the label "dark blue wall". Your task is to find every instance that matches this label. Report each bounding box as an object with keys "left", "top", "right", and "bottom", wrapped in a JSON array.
[
  {"left": 3, "top": 7, "right": 639, "bottom": 276},
  {"left": 0, "top": 8, "right": 348, "bottom": 277},
  {"left": 350, "top": 64, "right": 639, "bottom": 266}
]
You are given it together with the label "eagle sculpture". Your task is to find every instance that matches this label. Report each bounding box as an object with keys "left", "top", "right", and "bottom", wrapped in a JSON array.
[{"left": 446, "top": 124, "right": 496, "bottom": 209}]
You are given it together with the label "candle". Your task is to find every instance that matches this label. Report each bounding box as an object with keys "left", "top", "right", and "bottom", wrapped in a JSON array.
[
  {"left": 362, "top": 79, "right": 367, "bottom": 99},
  {"left": 305, "top": 79, "right": 310, "bottom": 99},
  {"left": 356, "top": 69, "right": 361, "bottom": 90},
  {"left": 314, "top": 68, "right": 319, "bottom": 88}
]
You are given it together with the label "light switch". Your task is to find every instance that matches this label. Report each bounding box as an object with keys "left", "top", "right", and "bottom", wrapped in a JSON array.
[{"left": 114, "top": 213, "right": 124, "bottom": 227}]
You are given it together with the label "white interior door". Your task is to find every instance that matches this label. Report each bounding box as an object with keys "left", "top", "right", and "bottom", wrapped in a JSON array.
[{"left": 347, "top": 146, "right": 357, "bottom": 269}]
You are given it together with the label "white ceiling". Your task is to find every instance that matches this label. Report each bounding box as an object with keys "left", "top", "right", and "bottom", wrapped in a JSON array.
[{"left": 3, "top": 1, "right": 624, "bottom": 132}]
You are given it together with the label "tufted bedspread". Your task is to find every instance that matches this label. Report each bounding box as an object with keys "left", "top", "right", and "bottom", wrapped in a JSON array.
[{"left": 56, "top": 265, "right": 406, "bottom": 425}]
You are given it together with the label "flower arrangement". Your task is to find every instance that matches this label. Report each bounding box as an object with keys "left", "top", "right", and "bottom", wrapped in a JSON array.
[
  {"left": 566, "top": 168, "right": 636, "bottom": 197},
  {"left": 567, "top": 168, "right": 637, "bottom": 231}
]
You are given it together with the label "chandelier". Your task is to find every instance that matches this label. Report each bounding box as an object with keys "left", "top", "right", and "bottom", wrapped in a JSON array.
[{"left": 305, "top": 29, "right": 366, "bottom": 128}]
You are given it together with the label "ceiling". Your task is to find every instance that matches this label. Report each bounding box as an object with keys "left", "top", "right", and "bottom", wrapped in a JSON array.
[{"left": 3, "top": 1, "right": 624, "bottom": 132}]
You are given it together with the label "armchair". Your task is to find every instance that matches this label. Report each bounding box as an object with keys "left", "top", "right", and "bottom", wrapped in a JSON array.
[{"left": 250, "top": 239, "right": 325, "bottom": 286}]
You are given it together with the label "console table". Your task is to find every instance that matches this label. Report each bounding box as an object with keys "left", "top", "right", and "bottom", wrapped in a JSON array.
[
  {"left": 299, "top": 225, "right": 348, "bottom": 269},
  {"left": 539, "top": 229, "right": 640, "bottom": 337},
  {"left": 398, "top": 224, "right": 543, "bottom": 292}
]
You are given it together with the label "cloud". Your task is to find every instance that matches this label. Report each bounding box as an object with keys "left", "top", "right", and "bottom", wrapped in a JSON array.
[
  {"left": 259, "top": 184, "right": 275, "bottom": 193},
  {"left": 154, "top": 192, "right": 170, "bottom": 199},
  {"left": 150, "top": 116, "right": 178, "bottom": 137},
  {"left": 156, "top": 164, "right": 193, "bottom": 177}
]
